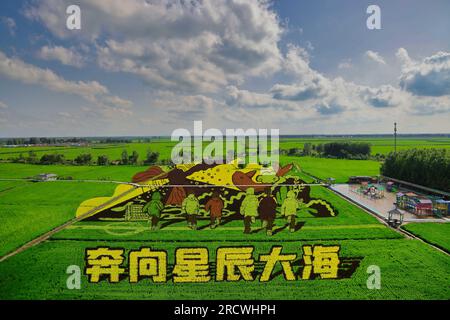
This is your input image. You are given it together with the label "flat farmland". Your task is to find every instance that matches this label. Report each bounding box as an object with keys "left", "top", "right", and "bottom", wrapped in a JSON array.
[
  {"left": 0, "top": 182, "right": 449, "bottom": 300},
  {"left": 0, "top": 238, "right": 448, "bottom": 299},
  {"left": 1, "top": 137, "right": 449, "bottom": 162},
  {"left": 278, "top": 137, "right": 450, "bottom": 155},
  {"left": 402, "top": 223, "right": 450, "bottom": 253},
  {"left": 0, "top": 181, "right": 117, "bottom": 256},
  {"left": 0, "top": 137, "right": 449, "bottom": 300},
  {"left": 0, "top": 163, "right": 148, "bottom": 181},
  {"left": 281, "top": 156, "right": 381, "bottom": 183}
]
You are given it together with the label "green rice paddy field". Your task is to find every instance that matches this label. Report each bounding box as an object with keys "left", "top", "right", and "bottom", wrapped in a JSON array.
[
  {"left": 402, "top": 223, "right": 450, "bottom": 253},
  {"left": 0, "top": 180, "right": 117, "bottom": 257},
  {"left": 0, "top": 180, "right": 449, "bottom": 299},
  {"left": 0, "top": 137, "right": 449, "bottom": 299},
  {"left": 1, "top": 137, "right": 449, "bottom": 161}
]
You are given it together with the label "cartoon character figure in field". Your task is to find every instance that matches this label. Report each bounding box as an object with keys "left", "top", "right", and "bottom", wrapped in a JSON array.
[
  {"left": 205, "top": 192, "right": 224, "bottom": 229},
  {"left": 143, "top": 191, "right": 164, "bottom": 230},
  {"left": 281, "top": 190, "right": 299, "bottom": 232},
  {"left": 258, "top": 188, "right": 277, "bottom": 236},
  {"left": 182, "top": 192, "right": 200, "bottom": 230},
  {"left": 240, "top": 187, "right": 259, "bottom": 234}
]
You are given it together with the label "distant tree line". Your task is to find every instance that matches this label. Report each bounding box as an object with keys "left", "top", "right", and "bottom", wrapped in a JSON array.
[
  {"left": 3, "top": 137, "right": 89, "bottom": 145},
  {"left": 281, "top": 142, "right": 372, "bottom": 160},
  {"left": 381, "top": 149, "right": 449, "bottom": 192},
  {"left": 1, "top": 136, "right": 161, "bottom": 146},
  {"left": 9, "top": 149, "right": 166, "bottom": 166}
]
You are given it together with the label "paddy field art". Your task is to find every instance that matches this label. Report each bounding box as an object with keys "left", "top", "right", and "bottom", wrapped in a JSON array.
[{"left": 0, "top": 137, "right": 449, "bottom": 300}]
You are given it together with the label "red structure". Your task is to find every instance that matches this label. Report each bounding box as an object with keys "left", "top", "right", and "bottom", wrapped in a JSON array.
[{"left": 415, "top": 198, "right": 433, "bottom": 215}]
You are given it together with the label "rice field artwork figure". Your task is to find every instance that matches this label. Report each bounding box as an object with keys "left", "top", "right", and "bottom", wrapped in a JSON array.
[{"left": 76, "top": 160, "right": 337, "bottom": 227}]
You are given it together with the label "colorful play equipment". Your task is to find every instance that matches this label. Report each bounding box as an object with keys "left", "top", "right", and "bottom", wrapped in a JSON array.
[
  {"left": 386, "top": 181, "right": 398, "bottom": 193},
  {"left": 355, "top": 182, "right": 385, "bottom": 199},
  {"left": 396, "top": 192, "right": 446, "bottom": 217}
]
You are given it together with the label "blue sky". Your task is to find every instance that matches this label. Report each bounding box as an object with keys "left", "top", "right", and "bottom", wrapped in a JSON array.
[{"left": 0, "top": 0, "right": 449, "bottom": 137}]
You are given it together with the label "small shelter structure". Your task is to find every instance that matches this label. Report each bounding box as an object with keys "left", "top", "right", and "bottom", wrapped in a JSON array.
[
  {"left": 34, "top": 173, "right": 58, "bottom": 182},
  {"left": 387, "top": 207, "right": 404, "bottom": 228}
]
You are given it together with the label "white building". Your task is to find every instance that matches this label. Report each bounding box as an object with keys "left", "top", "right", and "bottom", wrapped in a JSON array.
[{"left": 36, "top": 173, "right": 58, "bottom": 181}]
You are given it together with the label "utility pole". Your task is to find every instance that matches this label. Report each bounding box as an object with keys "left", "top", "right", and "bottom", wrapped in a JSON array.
[{"left": 394, "top": 122, "right": 397, "bottom": 155}]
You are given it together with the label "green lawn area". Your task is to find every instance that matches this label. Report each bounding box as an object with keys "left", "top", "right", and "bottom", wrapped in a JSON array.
[
  {"left": 402, "top": 223, "right": 450, "bottom": 253},
  {"left": 281, "top": 156, "right": 381, "bottom": 183}
]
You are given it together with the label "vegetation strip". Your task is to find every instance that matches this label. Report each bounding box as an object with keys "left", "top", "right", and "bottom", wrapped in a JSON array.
[{"left": 66, "top": 223, "right": 384, "bottom": 231}]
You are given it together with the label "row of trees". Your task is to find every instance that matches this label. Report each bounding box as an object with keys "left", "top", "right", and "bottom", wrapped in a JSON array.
[
  {"left": 118, "top": 150, "right": 159, "bottom": 165},
  {"left": 10, "top": 149, "right": 162, "bottom": 166},
  {"left": 1, "top": 137, "right": 162, "bottom": 146},
  {"left": 282, "top": 142, "right": 372, "bottom": 160},
  {"left": 381, "top": 149, "right": 449, "bottom": 191},
  {"left": 3, "top": 137, "right": 89, "bottom": 145},
  {"left": 321, "top": 142, "right": 371, "bottom": 159}
]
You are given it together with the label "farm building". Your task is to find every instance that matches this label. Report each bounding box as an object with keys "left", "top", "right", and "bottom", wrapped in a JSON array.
[
  {"left": 34, "top": 173, "right": 58, "bottom": 182},
  {"left": 396, "top": 192, "right": 433, "bottom": 216},
  {"left": 414, "top": 198, "right": 433, "bottom": 215},
  {"left": 433, "top": 200, "right": 450, "bottom": 217},
  {"left": 396, "top": 192, "right": 415, "bottom": 210}
]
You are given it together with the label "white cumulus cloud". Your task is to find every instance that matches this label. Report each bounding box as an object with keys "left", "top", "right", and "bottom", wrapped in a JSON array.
[
  {"left": 365, "top": 50, "right": 386, "bottom": 65},
  {"left": 0, "top": 50, "right": 132, "bottom": 113},
  {"left": 38, "top": 45, "right": 86, "bottom": 67},
  {"left": 0, "top": 101, "right": 8, "bottom": 109},
  {"left": 398, "top": 48, "right": 450, "bottom": 97},
  {"left": 26, "top": 0, "right": 283, "bottom": 93}
]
